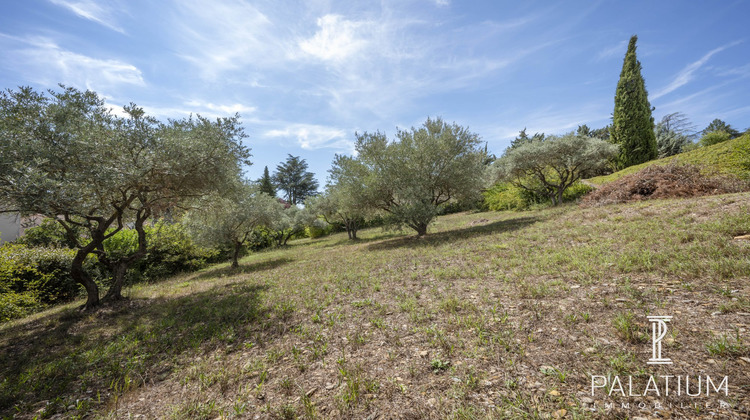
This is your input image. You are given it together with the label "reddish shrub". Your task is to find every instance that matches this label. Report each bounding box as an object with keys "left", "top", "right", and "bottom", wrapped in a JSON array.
[{"left": 581, "top": 163, "right": 749, "bottom": 206}]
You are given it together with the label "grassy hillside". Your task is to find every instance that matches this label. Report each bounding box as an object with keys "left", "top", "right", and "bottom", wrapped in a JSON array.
[
  {"left": 1, "top": 193, "right": 749, "bottom": 418},
  {"left": 588, "top": 134, "right": 750, "bottom": 185}
]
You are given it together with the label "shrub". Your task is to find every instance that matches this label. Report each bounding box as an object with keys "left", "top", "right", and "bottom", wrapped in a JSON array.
[
  {"left": 16, "top": 218, "right": 83, "bottom": 249},
  {"left": 699, "top": 131, "right": 732, "bottom": 147},
  {"left": 102, "top": 221, "right": 221, "bottom": 283},
  {"left": 483, "top": 182, "right": 530, "bottom": 211},
  {"left": 582, "top": 163, "right": 749, "bottom": 206},
  {"left": 0, "top": 243, "right": 79, "bottom": 304},
  {"left": 0, "top": 243, "right": 86, "bottom": 322},
  {"left": 0, "top": 291, "right": 40, "bottom": 323},
  {"left": 562, "top": 182, "right": 594, "bottom": 202},
  {"left": 483, "top": 181, "right": 591, "bottom": 211}
]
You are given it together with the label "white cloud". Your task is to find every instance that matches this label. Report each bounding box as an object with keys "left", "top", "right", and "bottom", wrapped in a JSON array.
[
  {"left": 2, "top": 36, "right": 143, "bottom": 90},
  {"left": 299, "top": 15, "right": 368, "bottom": 63},
  {"left": 48, "top": 0, "right": 126, "bottom": 33},
  {"left": 185, "top": 100, "right": 256, "bottom": 116},
  {"left": 169, "top": 0, "right": 289, "bottom": 80},
  {"left": 596, "top": 40, "right": 627, "bottom": 61},
  {"left": 265, "top": 123, "right": 351, "bottom": 151},
  {"left": 652, "top": 40, "right": 742, "bottom": 100}
]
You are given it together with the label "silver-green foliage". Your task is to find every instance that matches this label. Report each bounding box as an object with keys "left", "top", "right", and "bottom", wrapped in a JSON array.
[
  {"left": 352, "top": 117, "right": 485, "bottom": 236},
  {"left": 0, "top": 85, "right": 250, "bottom": 308},
  {"left": 187, "top": 183, "right": 283, "bottom": 267},
  {"left": 309, "top": 154, "right": 374, "bottom": 240},
  {"left": 495, "top": 133, "right": 618, "bottom": 205}
]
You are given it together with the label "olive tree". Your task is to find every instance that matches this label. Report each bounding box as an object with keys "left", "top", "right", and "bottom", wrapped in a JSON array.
[
  {"left": 352, "top": 117, "right": 485, "bottom": 236},
  {"left": 496, "top": 133, "right": 618, "bottom": 205},
  {"left": 308, "top": 154, "right": 373, "bottom": 240},
  {"left": 0, "top": 86, "right": 250, "bottom": 308},
  {"left": 269, "top": 204, "right": 320, "bottom": 246},
  {"left": 187, "top": 183, "right": 283, "bottom": 268}
]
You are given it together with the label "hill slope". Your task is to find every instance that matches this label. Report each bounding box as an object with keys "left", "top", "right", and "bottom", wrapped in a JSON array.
[
  {"left": 588, "top": 134, "right": 750, "bottom": 185},
  {"left": 1, "top": 193, "right": 749, "bottom": 418}
]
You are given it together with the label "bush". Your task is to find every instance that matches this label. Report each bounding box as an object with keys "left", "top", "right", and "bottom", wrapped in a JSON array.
[
  {"left": 562, "top": 182, "right": 594, "bottom": 202},
  {"left": 0, "top": 291, "right": 40, "bottom": 323},
  {"left": 483, "top": 182, "right": 530, "bottom": 211},
  {"left": 483, "top": 181, "right": 590, "bottom": 211},
  {"left": 0, "top": 243, "right": 79, "bottom": 304},
  {"left": 16, "top": 218, "right": 83, "bottom": 249},
  {"left": 102, "top": 221, "right": 221, "bottom": 283},
  {"left": 582, "top": 163, "right": 749, "bottom": 206},
  {"left": 0, "top": 243, "right": 84, "bottom": 322},
  {"left": 699, "top": 131, "right": 732, "bottom": 147}
]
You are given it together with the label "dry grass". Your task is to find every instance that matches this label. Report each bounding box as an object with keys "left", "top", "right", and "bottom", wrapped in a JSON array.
[
  {"left": 583, "top": 163, "right": 749, "bottom": 206},
  {"left": 1, "top": 193, "right": 750, "bottom": 419}
]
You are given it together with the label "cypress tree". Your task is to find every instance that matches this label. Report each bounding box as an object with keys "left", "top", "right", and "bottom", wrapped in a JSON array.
[
  {"left": 258, "top": 166, "right": 276, "bottom": 197},
  {"left": 611, "top": 35, "right": 657, "bottom": 169}
]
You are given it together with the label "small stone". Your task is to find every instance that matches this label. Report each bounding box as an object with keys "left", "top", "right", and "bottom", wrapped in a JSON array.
[
  {"left": 580, "top": 397, "right": 593, "bottom": 404},
  {"left": 549, "top": 390, "right": 560, "bottom": 397},
  {"left": 739, "top": 357, "right": 750, "bottom": 365},
  {"left": 419, "top": 350, "right": 429, "bottom": 357},
  {"left": 306, "top": 387, "right": 317, "bottom": 397},
  {"left": 427, "top": 398, "right": 436, "bottom": 406},
  {"left": 664, "top": 337, "right": 675, "bottom": 345},
  {"left": 632, "top": 417, "right": 648, "bottom": 420},
  {"left": 325, "top": 383, "right": 336, "bottom": 390},
  {"left": 481, "top": 380, "right": 493, "bottom": 387},
  {"left": 584, "top": 347, "right": 596, "bottom": 354},
  {"left": 707, "top": 359, "right": 716, "bottom": 365}
]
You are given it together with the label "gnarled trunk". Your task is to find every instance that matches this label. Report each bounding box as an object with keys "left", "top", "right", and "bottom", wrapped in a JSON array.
[
  {"left": 103, "top": 263, "right": 129, "bottom": 301},
  {"left": 101, "top": 207, "right": 151, "bottom": 302},
  {"left": 71, "top": 249, "right": 100, "bottom": 310}
]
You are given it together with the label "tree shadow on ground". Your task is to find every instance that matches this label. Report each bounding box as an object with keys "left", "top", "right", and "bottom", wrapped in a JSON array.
[
  {"left": 366, "top": 216, "right": 540, "bottom": 251},
  {"left": 320, "top": 231, "right": 404, "bottom": 249},
  {"left": 191, "top": 256, "right": 293, "bottom": 281},
  {"left": 0, "top": 278, "right": 285, "bottom": 417}
]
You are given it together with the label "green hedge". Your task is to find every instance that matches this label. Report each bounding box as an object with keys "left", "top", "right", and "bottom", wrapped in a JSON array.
[
  {"left": 0, "top": 243, "right": 79, "bottom": 304},
  {"left": 0, "top": 243, "right": 81, "bottom": 322}
]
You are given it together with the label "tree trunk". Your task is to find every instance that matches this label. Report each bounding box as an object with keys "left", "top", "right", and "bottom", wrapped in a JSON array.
[
  {"left": 232, "top": 241, "right": 241, "bottom": 268},
  {"left": 350, "top": 220, "right": 358, "bottom": 240},
  {"left": 71, "top": 249, "right": 100, "bottom": 310},
  {"left": 102, "top": 208, "right": 150, "bottom": 302},
  {"left": 103, "top": 263, "right": 128, "bottom": 301},
  {"left": 415, "top": 223, "right": 428, "bottom": 237}
]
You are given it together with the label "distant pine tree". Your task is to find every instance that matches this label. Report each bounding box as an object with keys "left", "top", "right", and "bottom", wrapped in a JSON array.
[
  {"left": 258, "top": 166, "right": 276, "bottom": 197},
  {"left": 610, "top": 35, "right": 657, "bottom": 169}
]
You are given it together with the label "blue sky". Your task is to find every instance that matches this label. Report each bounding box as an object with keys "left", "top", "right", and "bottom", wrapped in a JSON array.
[{"left": 1, "top": 1, "right": 749, "bottom": 187}]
